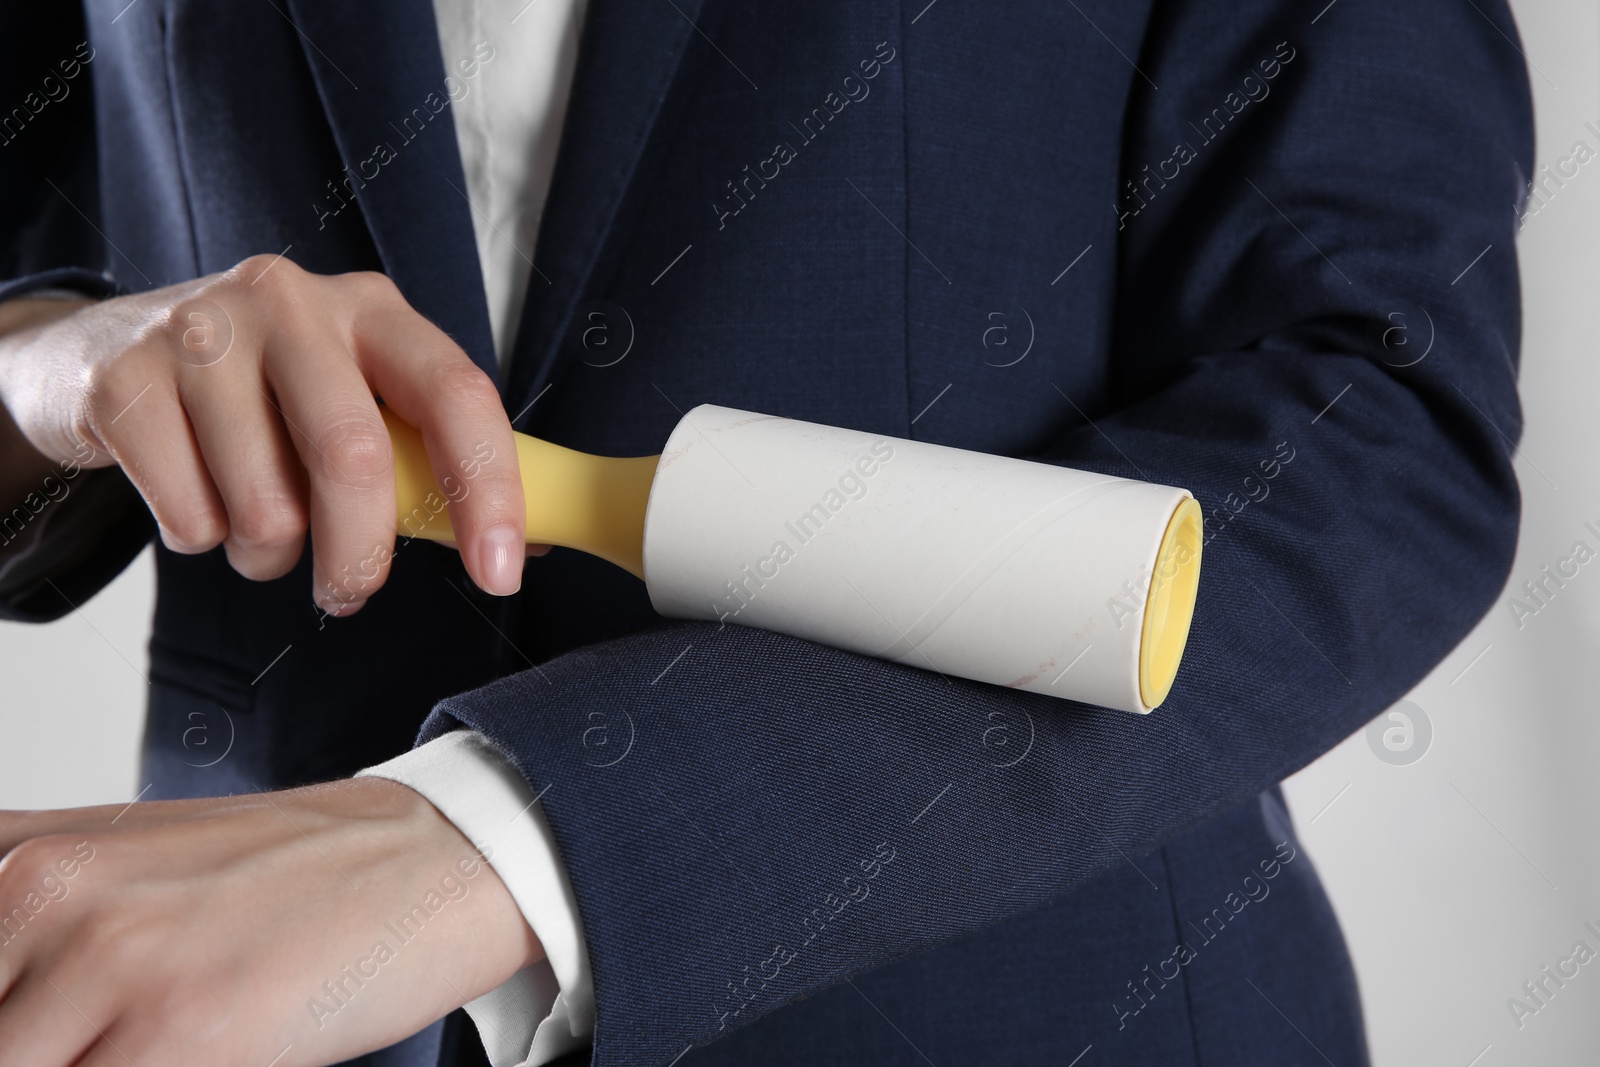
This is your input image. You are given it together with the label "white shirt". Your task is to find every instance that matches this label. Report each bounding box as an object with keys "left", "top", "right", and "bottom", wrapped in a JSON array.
[
  {"left": 360, "top": 4, "right": 595, "bottom": 1066},
  {"left": 436, "top": 0, "right": 588, "bottom": 374}
]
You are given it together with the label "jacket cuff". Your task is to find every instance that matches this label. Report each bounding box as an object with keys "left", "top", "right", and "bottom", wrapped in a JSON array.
[
  {"left": 0, "top": 266, "right": 121, "bottom": 304},
  {"left": 0, "top": 464, "right": 154, "bottom": 623}
]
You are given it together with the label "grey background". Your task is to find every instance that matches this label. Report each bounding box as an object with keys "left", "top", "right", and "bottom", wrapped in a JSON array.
[{"left": 0, "top": 2, "right": 1591, "bottom": 1060}]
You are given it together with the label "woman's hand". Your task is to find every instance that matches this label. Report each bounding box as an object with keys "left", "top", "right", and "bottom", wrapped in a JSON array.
[
  {"left": 0, "top": 777, "right": 543, "bottom": 1067},
  {"left": 0, "top": 256, "right": 530, "bottom": 614}
]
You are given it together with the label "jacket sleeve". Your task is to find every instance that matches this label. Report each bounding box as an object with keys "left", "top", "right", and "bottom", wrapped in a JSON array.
[
  {"left": 0, "top": 3, "right": 152, "bottom": 623},
  {"left": 413, "top": 0, "right": 1532, "bottom": 1062}
]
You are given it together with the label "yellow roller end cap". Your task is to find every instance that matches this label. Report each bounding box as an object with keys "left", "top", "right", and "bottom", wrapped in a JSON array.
[{"left": 1138, "top": 496, "right": 1203, "bottom": 711}]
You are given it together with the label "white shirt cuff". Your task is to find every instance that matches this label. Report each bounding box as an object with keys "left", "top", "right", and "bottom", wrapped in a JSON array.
[{"left": 357, "top": 730, "right": 594, "bottom": 1067}]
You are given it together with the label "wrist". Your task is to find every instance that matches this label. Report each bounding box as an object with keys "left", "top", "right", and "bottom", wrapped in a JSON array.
[
  {"left": 358, "top": 776, "right": 548, "bottom": 982},
  {"left": 0, "top": 295, "right": 98, "bottom": 509},
  {"left": 0, "top": 292, "right": 96, "bottom": 337}
]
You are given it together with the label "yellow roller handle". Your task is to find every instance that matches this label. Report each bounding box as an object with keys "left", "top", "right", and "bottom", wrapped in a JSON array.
[{"left": 381, "top": 407, "right": 659, "bottom": 580}]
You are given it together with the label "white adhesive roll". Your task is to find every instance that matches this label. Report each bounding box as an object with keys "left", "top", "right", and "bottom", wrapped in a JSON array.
[{"left": 641, "top": 405, "right": 1201, "bottom": 714}]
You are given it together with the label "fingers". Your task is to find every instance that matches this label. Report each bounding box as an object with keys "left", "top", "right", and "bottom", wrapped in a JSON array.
[
  {"left": 350, "top": 286, "right": 525, "bottom": 596},
  {"left": 0, "top": 975, "right": 104, "bottom": 1067},
  {"left": 0, "top": 834, "right": 102, "bottom": 1013},
  {"left": 86, "top": 351, "right": 227, "bottom": 555},
  {"left": 178, "top": 354, "right": 308, "bottom": 582},
  {"left": 440, "top": 540, "right": 552, "bottom": 557},
  {"left": 73, "top": 1030, "right": 151, "bottom": 1067},
  {"left": 263, "top": 320, "right": 398, "bottom": 617},
  {"left": 32, "top": 253, "right": 543, "bottom": 609}
]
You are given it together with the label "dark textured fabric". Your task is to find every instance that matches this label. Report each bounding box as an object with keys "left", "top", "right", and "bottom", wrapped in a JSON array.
[
  {"left": 0, "top": 464, "right": 153, "bottom": 623},
  {"left": 0, "top": 0, "right": 1531, "bottom": 1064}
]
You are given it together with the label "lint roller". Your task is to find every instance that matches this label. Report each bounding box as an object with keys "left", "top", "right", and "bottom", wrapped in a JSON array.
[{"left": 382, "top": 404, "right": 1202, "bottom": 713}]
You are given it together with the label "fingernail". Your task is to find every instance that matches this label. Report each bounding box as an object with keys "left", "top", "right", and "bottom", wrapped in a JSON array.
[
  {"left": 317, "top": 594, "right": 365, "bottom": 618},
  {"left": 479, "top": 525, "right": 523, "bottom": 596}
]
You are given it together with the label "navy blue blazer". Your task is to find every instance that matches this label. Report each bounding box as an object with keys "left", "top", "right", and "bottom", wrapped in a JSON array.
[{"left": 1, "top": 0, "right": 1531, "bottom": 1064}]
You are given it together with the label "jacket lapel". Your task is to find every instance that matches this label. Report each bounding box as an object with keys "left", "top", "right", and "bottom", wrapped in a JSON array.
[
  {"left": 279, "top": 0, "right": 710, "bottom": 413},
  {"left": 501, "top": 0, "right": 710, "bottom": 430},
  {"left": 280, "top": 0, "right": 498, "bottom": 381}
]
